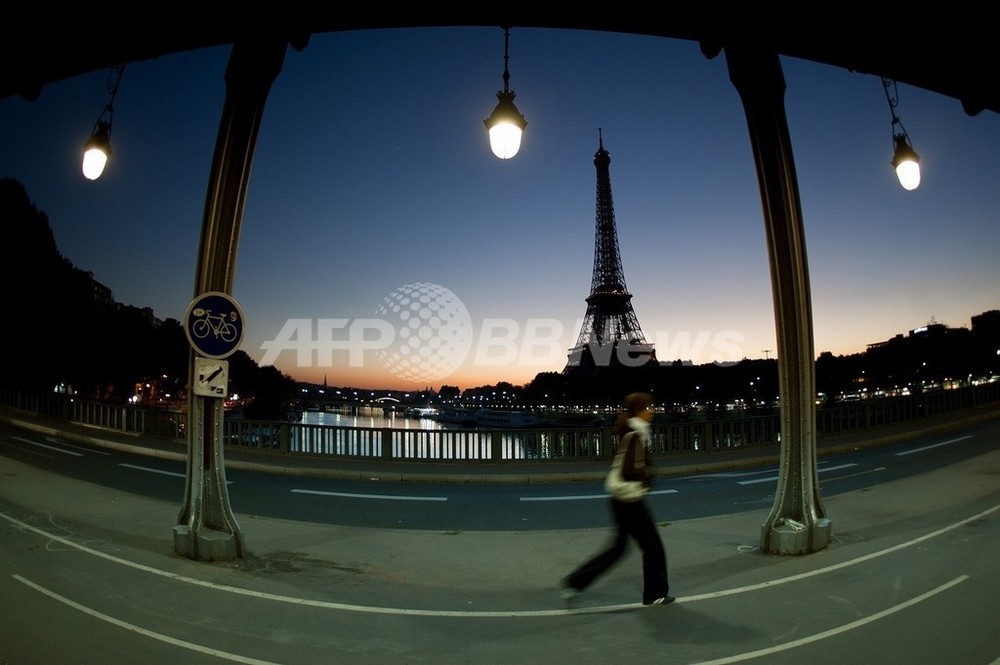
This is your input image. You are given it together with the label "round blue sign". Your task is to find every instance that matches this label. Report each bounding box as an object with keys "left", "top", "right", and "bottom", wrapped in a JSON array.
[{"left": 184, "top": 291, "right": 245, "bottom": 359}]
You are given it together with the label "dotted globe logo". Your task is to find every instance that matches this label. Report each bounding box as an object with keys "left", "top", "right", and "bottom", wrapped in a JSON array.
[{"left": 375, "top": 282, "right": 473, "bottom": 382}]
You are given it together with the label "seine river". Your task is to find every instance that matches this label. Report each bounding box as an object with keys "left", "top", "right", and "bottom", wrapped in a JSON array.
[
  {"left": 300, "top": 408, "right": 452, "bottom": 430},
  {"left": 292, "top": 407, "right": 568, "bottom": 460}
]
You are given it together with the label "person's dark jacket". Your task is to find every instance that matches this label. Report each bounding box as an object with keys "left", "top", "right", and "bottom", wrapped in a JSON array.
[{"left": 619, "top": 429, "right": 655, "bottom": 487}]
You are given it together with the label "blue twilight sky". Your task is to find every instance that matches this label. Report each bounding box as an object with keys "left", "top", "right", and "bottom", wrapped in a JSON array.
[{"left": 1, "top": 27, "right": 998, "bottom": 390}]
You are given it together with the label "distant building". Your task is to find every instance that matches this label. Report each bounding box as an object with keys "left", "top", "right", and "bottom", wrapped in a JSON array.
[
  {"left": 80, "top": 269, "right": 115, "bottom": 308},
  {"left": 860, "top": 310, "right": 1000, "bottom": 389},
  {"left": 971, "top": 309, "right": 1000, "bottom": 340}
]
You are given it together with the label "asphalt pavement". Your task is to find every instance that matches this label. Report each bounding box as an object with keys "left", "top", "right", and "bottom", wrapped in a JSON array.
[{"left": 1, "top": 405, "right": 999, "bottom": 664}]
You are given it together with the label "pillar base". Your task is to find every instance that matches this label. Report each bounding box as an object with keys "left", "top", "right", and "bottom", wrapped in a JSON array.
[
  {"left": 762, "top": 517, "right": 832, "bottom": 555},
  {"left": 173, "top": 524, "right": 243, "bottom": 562}
]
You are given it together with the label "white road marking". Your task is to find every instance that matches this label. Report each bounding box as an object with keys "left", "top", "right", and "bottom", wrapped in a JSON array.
[
  {"left": 291, "top": 488, "right": 446, "bottom": 501},
  {"left": 820, "top": 467, "right": 887, "bottom": 482},
  {"left": 895, "top": 435, "right": 973, "bottom": 456},
  {"left": 13, "top": 575, "right": 281, "bottom": 665},
  {"left": 2, "top": 503, "right": 995, "bottom": 618},
  {"left": 685, "top": 470, "right": 776, "bottom": 481},
  {"left": 520, "top": 489, "right": 678, "bottom": 502},
  {"left": 118, "top": 463, "right": 208, "bottom": 481},
  {"left": 13, "top": 436, "right": 83, "bottom": 456},
  {"left": 738, "top": 463, "right": 857, "bottom": 485},
  {"left": 682, "top": 502, "right": 999, "bottom": 601},
  {"left": 46, "top": 436, "right": 111, "bottom": 454},
  {"left": 689, "top": 576, "right": 969, "bottom": 665}
]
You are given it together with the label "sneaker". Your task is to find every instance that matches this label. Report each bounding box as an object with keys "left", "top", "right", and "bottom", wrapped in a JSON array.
[
  {"left": 560, "top": 579, "right": 580, "bottom": 600},
  {"left": 643, "top": 595, "right": 675, "bottom": 606}
]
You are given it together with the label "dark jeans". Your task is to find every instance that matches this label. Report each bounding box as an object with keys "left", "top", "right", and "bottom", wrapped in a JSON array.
[{"left": 566, "top": 498, "right": 669, "bottom": 604}]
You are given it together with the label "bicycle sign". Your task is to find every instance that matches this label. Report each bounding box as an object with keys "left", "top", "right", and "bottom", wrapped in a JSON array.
[{"left": 183, "top": 291, "right": 245, "bottom": 359}]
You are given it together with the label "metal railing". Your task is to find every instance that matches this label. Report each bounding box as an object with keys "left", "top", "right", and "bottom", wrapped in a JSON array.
[
  {"left": 2, "top": 381, "right": 998, "bottom": 463},
  {"left": 224, "top": 419, "right": 611, "bottom": 460}
]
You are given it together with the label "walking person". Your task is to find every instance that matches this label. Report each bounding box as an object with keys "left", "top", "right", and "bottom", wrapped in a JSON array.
[{"left": 561, "top": 392, "right": 673, "bottom": 606}]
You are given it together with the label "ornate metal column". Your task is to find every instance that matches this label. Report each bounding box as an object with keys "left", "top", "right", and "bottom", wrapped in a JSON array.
[
  {"left": 173, "top": 36, "right": 297, "bottom": 561},
  {"left": 721, "top": 44, "right": 832, "bottom": 554}
]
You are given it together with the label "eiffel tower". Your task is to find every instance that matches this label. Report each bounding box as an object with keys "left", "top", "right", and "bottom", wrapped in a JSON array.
[{"left": 566, "top": 132, "right": 657, "bottom": 372}]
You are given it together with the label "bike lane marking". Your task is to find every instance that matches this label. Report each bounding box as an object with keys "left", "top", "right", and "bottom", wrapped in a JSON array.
[
  {"left": 13, "top": 575, "right": 281, "bottom": 665},
  {"left": 1, "top": 503, "right": 996, "bottom": 618},
  {"left": 688, "top": 575, "right": 969, "bottom": 665}
]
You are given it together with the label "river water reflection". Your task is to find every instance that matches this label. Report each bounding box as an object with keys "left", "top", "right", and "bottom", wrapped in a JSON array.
[
  {"left": 293, "top": 407, "right": 599, "bottom": 460},
  {"left": 300, "top": 408, "right": 452, "bottom": 430}
]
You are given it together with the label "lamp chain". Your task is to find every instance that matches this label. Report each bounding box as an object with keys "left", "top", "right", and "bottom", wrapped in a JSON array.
[
  {"left": 502, "top": 27, "right": 511, "bottom": 94},
  {"left": 94, "top": 64, "right": 126, "bottom": 133},
  {"left": 881, "top": 77, "right": 910, "bottom": 143}
]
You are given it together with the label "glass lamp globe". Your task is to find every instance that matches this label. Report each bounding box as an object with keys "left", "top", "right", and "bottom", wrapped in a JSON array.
[
  {"left": 488, "top": 122, "right": 524, "bottom": 160},
  {"left": 484, "top": 92, "right": 526, "bottom": 160},
  {"left": 82, "top": 122, "right": 112, "bottom": 180},
  {"left": 892, "top": 136, "right": 920, "bottom": 191}
]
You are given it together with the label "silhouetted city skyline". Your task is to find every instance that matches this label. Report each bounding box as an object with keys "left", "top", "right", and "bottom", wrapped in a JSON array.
[{"left": 4, "top": 176, "right": 998, "bottom": 410}]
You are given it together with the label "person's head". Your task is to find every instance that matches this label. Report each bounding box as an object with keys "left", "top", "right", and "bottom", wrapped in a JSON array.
[
  {"left": 623, "top": 392, "right": 654, "bottom": 419},
  {"left": 614, "top": 392, "right": 654, "bottom": 435}
]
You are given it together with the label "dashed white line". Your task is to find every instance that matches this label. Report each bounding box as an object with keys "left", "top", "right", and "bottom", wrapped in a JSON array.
[
  {"left": 45, "top": 436, "right": 111, "bottom": 454},
  {"left": 820, "top": 467, "right": 887, "bottom": 483},
  {"left": 895, "top": 435, "right": 973, "bottom": 456},
  {"left": 291, "top": 489, "right": 446, "bottom": 501},
  {"left": 738, "top": 463, "right": 857, "bottom": 485},
  {"left": 520, "top": 489, "right": 678, "bottom": 502},
  {"left": 119, "top": 463, "right": 190, "bottom": 480},
  {"left": 13, "top": 436, "right": 83, "bottom": 456},
  {"left": 686, "top": 470, "right": 776, "bottom": 481}
]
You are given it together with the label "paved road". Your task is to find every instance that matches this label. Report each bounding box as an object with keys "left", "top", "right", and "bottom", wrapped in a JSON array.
[
  {"left": 1, "top": 408, "right": 999, "bottom": 664},
  {"left": 0, "top": 415, "right": 998, "bottom": 530}
]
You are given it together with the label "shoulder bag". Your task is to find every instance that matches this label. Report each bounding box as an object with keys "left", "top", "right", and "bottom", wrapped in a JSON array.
[{"left": 603, "top": 431, "right": 647, "bottom": 502}]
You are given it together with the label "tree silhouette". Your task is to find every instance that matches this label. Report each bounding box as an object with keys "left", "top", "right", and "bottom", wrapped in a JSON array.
[{"left": 0, "top": 178, "right": 298, "bottom": 409}]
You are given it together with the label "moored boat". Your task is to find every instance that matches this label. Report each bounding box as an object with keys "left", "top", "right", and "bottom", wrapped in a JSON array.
[
  {"left": 475, "top": 409, "right": 539, "bottom": 428},
  {"left": 404, "top": 406, "right": 439, "bottom": 419},
  {"left": 434, "top": 407, "right": 479, "bottom": 426}
]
